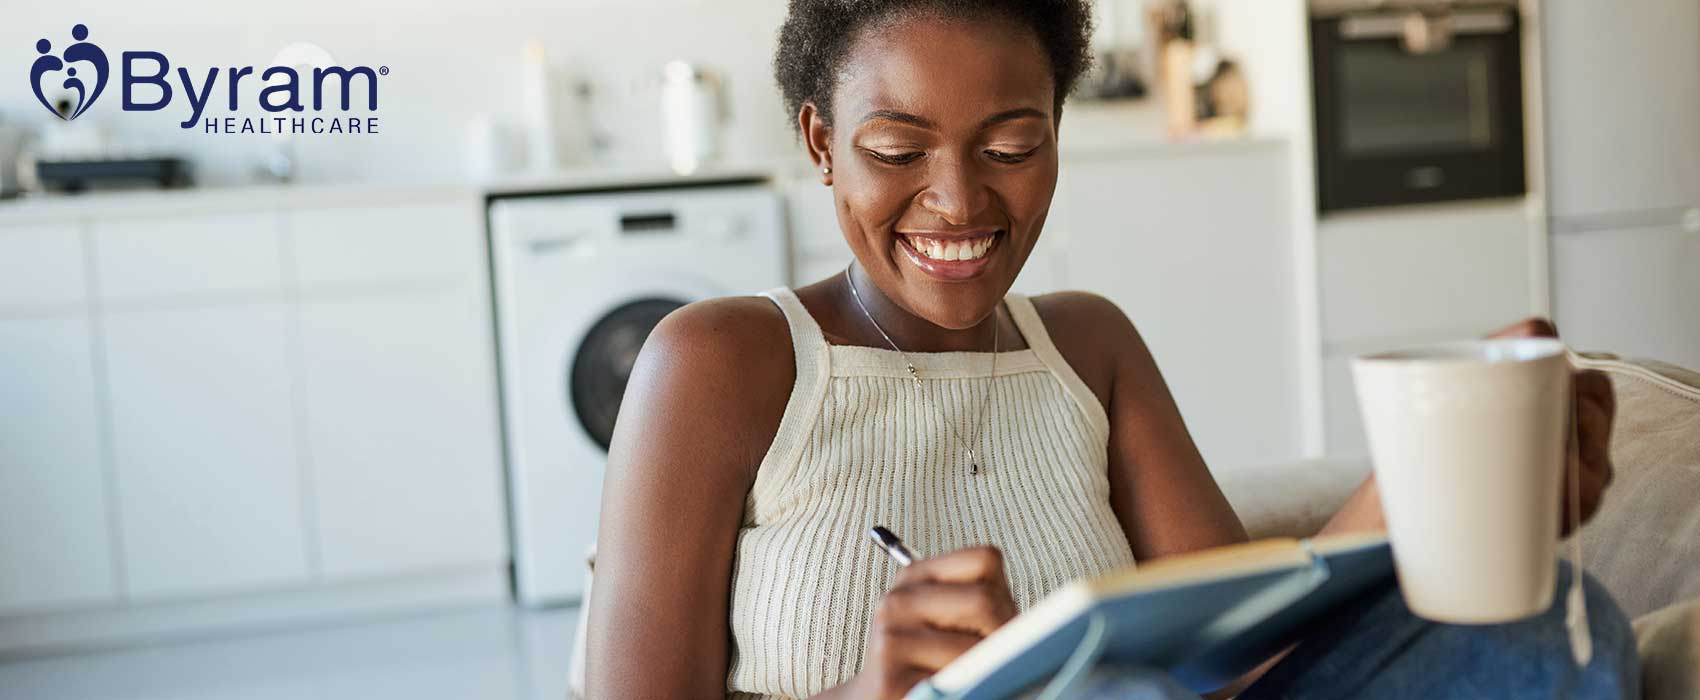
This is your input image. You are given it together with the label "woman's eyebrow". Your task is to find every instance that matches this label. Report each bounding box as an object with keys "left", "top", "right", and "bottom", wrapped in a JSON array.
[
  {"left": 978, "top": 107, "right": 1048, "bottom": 130},
  {"left": 859, "top": 109, "right": 936, "bottom": 129},
  {"left": 856, "top": 107, "right": 1049, "bottom": 131}
]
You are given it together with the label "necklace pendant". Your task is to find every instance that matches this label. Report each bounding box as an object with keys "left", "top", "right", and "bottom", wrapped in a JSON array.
[{"left": 970, "top": 462, "right": 979, "bottom": 475}]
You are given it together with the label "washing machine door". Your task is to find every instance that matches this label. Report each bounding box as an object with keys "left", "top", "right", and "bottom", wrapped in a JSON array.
[{"left": 567, "top": 296, "right": 684, "bottom": 449}]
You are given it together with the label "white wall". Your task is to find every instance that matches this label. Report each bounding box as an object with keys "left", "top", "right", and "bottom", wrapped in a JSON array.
[{"left": 2, "top": 0, "right": 798, "bottom": 185}]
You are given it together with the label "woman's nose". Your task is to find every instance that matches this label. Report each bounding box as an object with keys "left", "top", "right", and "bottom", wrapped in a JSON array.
[{"left": 917, "top": 160, "right": 990, "bottom": 225}]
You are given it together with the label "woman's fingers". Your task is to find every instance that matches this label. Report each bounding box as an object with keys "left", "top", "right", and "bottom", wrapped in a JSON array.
[
  {"left": 882, "top": 580, "right": 1016, "bottom": 636},
  {"left": 895, "top": 545, "right": 1007, "bottom": 585},
  {"left": 1488, "top": 317, "right": 1559, "bottom": 339},
  {"left": 860, "top": 547, "right": 1020, "bottom": 699},
  {"left": 1564, "top": 370, "right": 1616, "bottom": 528},
  {"left": 877, "top": 626, "right": 985, "bottom": 671}
]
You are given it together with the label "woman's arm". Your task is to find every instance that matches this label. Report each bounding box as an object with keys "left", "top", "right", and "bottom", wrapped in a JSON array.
[{"left": 583, "top": 298, "right": 792, "bottom": 700}]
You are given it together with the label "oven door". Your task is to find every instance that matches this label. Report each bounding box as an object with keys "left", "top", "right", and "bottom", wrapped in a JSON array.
[{"left": 1311, "top": 7, "right": 1526, "bottom": 212}]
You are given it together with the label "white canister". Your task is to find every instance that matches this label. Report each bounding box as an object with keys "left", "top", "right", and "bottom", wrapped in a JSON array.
[{"left": 659, "top": 61, "right": 726, "bottom": 175}]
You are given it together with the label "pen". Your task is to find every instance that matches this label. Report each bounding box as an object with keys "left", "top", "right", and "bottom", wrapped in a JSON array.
[
  {"left": 870, "top": 527, "right": 950, "bottom": 700},
  {"left": 869, "top": 525, "right": 916, "bottom": 567}
]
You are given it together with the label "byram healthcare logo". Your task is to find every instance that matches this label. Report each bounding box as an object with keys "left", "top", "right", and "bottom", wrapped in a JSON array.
[
  {"left": 29, "top": 24, "right": 106, "bottom": 121},
  {"left": 28, "top": 23, "right": 386, "bottom": 135}
]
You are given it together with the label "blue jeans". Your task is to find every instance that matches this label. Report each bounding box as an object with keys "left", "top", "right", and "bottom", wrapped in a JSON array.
[{"left": 1071, "top": 561, "right": 1640, "bottom": 699}]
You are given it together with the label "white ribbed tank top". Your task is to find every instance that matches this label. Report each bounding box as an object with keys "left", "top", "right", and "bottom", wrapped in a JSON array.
[{"left": 726, "top": 288, "right": 1136, "bottom": 700}]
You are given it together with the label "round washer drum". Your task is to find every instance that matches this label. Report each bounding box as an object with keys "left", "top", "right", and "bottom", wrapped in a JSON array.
[{"left": 568, "top": 297, "right": 686, "bottom": 450}]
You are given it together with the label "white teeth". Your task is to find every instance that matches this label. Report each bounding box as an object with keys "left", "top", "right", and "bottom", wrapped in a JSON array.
[{"left": 906, "top": 234, "right": 995, "bottom": 262}]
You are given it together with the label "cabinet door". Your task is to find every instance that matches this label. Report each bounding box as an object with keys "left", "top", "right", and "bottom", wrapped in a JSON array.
[
  {"left": 297, "top": 291, "right": 506, "bottom": 579},
  {"left": 0, "top": 316, "right": 116, "bottom": 611},
  {"left": 1553, "top": 225, "right": 1700, "bottom": 370},
  {"left": 1543, "top": 0, "right": 1700, "bottom": 219},
  {"left": 1053, "top": 147, "right": 1305, "bottom": 469},
  {"left": 93, "top": 211, "right": 284, "bottom": 302},
  {"left": 104, "top": 303, "right": 309, "bottom": 599},
  {"left": 0, "top": 222, "right": 87, "bottom": 312},
  {"left": 289, "top": 201, "right": 482, "bottom": 290},
  {"left": 1318, "top": 201, "right": 1537, "bottom": 344}
]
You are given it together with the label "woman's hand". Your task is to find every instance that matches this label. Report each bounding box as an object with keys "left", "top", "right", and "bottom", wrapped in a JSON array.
[
  {"left": 1321, "top": 318, "right": 1618, "bottom": 538},
  {"left": 839, "top": 546, "right": 1018, "bottom": 700},
  {"left": 1488, "top": 318, "right": 1616, "bottom": 533}
]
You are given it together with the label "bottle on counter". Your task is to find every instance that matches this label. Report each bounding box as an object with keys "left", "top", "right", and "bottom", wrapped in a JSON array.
[{"left": 1154, "top": 1, "right": 1198, "bottom": 137}]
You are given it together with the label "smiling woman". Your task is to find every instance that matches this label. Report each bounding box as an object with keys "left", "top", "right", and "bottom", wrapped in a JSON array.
[
  {"left": 781, "top": 1, "right": 1084, "bottom": 330},
  {"left": 582, "top": 2, "right": 1637, "bottom": 700}
]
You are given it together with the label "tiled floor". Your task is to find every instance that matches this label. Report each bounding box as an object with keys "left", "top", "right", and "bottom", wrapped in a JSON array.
[{"left": 0, "top": 605, "right": 582, "bottom": 700}]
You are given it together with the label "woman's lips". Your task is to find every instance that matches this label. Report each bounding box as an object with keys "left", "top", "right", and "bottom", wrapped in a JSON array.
[{"left": 895, "top": 231, "right": 1001, "bottom": 281}]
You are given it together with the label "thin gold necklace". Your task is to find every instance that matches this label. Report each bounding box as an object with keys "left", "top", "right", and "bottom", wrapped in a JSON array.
[{"left": 844, "top": 266, "right": 998, "bottom": 475}]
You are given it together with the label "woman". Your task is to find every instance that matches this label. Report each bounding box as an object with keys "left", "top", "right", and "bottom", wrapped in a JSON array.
[{"left": 585, "top": 1, "right": 1636, "bottom": 698}]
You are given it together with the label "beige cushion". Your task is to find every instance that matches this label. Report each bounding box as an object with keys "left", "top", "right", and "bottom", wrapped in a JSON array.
[
  {"left": 1217, "top": 455, "right": 1372, "bottom": 540},
  {"left": 1634, "top": 598, "right": 1700, "bottom": 700},
  {"left": 1571, "top": 353, "right": 1700, "bottom": 620}
]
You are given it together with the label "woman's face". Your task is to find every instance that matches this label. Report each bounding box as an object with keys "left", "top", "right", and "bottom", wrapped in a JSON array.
[{"left": 804, "top": 14, "right": 1059, "bottom": 330}]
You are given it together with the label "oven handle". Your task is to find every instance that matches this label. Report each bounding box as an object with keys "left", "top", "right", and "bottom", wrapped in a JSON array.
[{"left": 1339, "top": 9, "right": 1514, "bottom": 40}]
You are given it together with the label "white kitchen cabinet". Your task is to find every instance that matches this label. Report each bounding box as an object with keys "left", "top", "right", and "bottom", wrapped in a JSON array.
[
  {"left": 1051, "top": 143, "right": 1306, "bottom": 470},
  {"left": 0, "top": 316, "right": 116, "bottom": 612},
  {"left": 93, "top": 211, "right": 285, "bottom": 302},
  {"left": 1542, "top": 0, "right": 1700, "bottom": 220},
  {"left": 0, "top": 222, "right": 87, "bottom": 311},
  {"left": 782, "top": 175, "right": 845, "bottom": 286},
  {"left": 1318, "top": 200, "right": 1537, "bottom": 344},
  {"left": 297, "top": 291, "right": 506, "bottom": 580},
  {"left": 1553, "top": 224, "right": 1700, "bottom": 371},
  {"left": 103, "top": 303, "right": 309, "bottom": 599},
  {"left": 289, "top": 201, "right": 482, "bottom": 290},
  {"left": 0, "top": 188, "right": 510, "bottom": 652}
]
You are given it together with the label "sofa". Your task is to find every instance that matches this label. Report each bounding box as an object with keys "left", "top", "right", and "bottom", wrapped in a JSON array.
[{"left": 1217, "top": 352, "right": 1700, "bottom": 699}]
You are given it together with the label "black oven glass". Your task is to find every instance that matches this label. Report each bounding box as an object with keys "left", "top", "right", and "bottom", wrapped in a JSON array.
[
  {"left": 1339, "top": 42, "right": 1500, "bottom": 155},
  {"left": 1311, "top": 9, "right": 1526, "bottom": 212}
]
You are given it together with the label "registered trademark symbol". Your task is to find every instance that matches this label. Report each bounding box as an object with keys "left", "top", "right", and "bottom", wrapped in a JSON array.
[{"left": 379, "top": 66, "right": 390, "bottom": 75}]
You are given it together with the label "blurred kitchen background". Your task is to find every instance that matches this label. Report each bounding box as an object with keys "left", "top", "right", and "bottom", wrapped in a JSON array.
[{"left": 1, "top": 0, "right": 1696, "bottom": 698}]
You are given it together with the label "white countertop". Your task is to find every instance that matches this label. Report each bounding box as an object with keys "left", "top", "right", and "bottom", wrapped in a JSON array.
[{"left": 0, "top": 131, "right": 1287, "bottom": 224}]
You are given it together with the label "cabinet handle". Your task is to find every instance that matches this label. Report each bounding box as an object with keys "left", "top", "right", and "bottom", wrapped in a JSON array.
[{"left": 527, "top": 236, "right": 583, "bottom": 256}]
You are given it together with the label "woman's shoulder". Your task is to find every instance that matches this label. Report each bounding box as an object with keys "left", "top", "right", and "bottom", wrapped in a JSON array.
[
  {"left": 1027, "top": 290, "right": 1134, "bottom": 331},
  {"left": 625, "top": 295, "right": 796, "bottom": 463},
  {"left": 1026, "top": 290, "right": 1144, "bottom": 408},
  {"left": 642, "top": 294, "right": 796, "bottom": 391}
]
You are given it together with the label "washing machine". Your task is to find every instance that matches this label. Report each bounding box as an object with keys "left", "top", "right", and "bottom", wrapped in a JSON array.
[{"left": 489, "top": 181, "right": 787, "bottom": 606}]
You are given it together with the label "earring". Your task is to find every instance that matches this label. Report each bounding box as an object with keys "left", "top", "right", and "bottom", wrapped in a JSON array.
[{"left": 822, "top": 166, "right": 831, "bottom": 175}]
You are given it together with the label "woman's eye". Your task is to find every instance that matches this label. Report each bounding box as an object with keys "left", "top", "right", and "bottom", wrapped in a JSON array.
[
  {"left": 868, "top": 150, "right": 924, "bottom": 165},
  {"left": 985, "top": 147, "right": 1040, "bottom": 164}
]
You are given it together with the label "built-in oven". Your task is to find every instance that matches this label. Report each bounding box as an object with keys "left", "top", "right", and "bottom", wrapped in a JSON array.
[{"left": 1310, "top": 0, "right": 1526, "bottom": 212}]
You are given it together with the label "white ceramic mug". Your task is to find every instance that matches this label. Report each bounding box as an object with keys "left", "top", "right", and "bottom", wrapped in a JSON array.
[{"left": 1352, "top": 338, "right": 1570, "bottom": 624}]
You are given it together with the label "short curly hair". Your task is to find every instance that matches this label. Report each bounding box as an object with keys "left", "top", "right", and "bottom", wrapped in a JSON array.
[{"left": 773, "top": 0, "right": 1095, "bottom": 135}]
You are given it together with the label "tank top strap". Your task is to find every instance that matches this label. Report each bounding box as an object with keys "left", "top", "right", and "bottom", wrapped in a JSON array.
[
  {"left": 758, "top": 287, "right": 827, "bottom": 374},
  {"left": 1003, "top": 292, "right": 1112, "bottom": 441},
  {"left": 750, "top": 287, "right": 832, "bottom": 516}
]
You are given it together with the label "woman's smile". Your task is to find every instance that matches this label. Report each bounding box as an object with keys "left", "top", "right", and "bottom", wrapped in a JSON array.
[{"left": 895, "top": 229, "right": 1002, "bottom": 280}]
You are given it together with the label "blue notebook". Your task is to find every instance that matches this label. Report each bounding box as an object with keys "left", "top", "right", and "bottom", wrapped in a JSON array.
[{"left": 907, "top": 533, "right": 1394, "bottom": 700}]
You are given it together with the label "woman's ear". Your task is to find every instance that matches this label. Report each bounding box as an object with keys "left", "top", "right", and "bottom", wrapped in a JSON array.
[{"left": 799, "top": 101, "right": 833, "bottom": 186}]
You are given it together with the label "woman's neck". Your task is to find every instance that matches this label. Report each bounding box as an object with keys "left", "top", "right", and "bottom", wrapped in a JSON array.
[{"left": 832, "top": 265, "right": 1017, "bottom": 353}]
